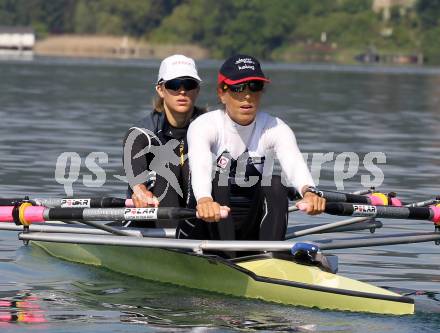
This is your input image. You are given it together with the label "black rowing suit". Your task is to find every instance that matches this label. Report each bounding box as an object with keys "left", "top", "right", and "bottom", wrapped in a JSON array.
[{"left": 122, "top": 108, "right": 204, "bottom": 228}]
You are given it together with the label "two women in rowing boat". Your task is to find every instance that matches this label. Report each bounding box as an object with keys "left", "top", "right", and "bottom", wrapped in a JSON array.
[{"left": 123, "top": 54, "right": 325, "bottom": 237}]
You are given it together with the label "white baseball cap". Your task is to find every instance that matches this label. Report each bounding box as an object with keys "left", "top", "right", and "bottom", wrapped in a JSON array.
[{"left": 157, "top": 54, "right": 202, "bottom": 84}]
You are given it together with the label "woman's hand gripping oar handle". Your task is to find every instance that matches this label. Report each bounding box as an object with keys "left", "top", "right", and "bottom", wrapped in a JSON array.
[{"left": 197, "top": 206, "right": 230, "bottom": 220}]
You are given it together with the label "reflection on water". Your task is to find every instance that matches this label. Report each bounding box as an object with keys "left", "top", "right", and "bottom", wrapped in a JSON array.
[
  {"left": 0, "top": 291, "right": 46, "bottom": 325},
  {"left": 1, "top": 57, "right": 440, "bottom": 332},
  {"left": 0, "top": 240, "right": 436, "bottom": 332}
]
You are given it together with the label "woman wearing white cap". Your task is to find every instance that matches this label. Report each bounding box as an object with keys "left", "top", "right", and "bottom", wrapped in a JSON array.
[
  {"left": 123, "top": 54, "right": 204, "bottom": 228},
  {"left": 177, "top": 54, "right": 325, "bottom": 244}
]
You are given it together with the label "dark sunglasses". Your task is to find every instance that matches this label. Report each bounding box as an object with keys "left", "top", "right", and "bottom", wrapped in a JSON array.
[
  {"left": 223, "top": 80, "right": 265, "bottom": 93},
  {"left": 164, "top": 78, "right": 199, "bottom": 91}
]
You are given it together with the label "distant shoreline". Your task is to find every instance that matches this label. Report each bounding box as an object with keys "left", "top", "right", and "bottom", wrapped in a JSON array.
[
  {"left": 31, "top": 35, "right": 424, "bottom": 66},
  {"left": 34, "top": 35, "right": 210, "bottom": 60}
]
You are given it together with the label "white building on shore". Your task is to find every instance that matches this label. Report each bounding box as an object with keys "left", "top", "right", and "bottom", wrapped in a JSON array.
[
  {"left": 0, "top": 26, "right": 35, "bottom": 50},
  {"left": 0, "top": 26, "right": 35, "bottom": 60}
]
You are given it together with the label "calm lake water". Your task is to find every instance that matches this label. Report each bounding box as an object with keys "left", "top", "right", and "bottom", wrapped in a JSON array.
[{"left": 1, "top": 56, "right": 440, "bottom": 332}]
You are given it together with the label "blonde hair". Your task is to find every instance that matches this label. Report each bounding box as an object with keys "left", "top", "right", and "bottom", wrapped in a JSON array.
[{"left": 153, "top": 94, "right": 166, "bottom": 113}]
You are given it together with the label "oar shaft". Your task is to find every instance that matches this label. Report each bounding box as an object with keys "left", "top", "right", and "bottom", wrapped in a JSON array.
[
  {"left": 325, "top": 203, "right": 440, "bottom": 223},
  {"left": 352, "top": 189, "right": 374, "bottom": 195},
  {"left": 405, "top": 198, "right": 440, "bottom": 207},
  {"left": 45, "top": 207, "right": 197, "bottom": 221},
  {"left": 0, "top": 206, "right": 198, "bottom": 223},
  {"left": 288, "top": 189, "right": 405, "bottom": 213},
  {"left": 0, "top": 197, "right": 134, "bottom": 208},
  {"left": 290, "top": 198, "right": 435, "bottom": 239},
  {"left": 318, "top": 190, "right": 403, "bottom": 206}
]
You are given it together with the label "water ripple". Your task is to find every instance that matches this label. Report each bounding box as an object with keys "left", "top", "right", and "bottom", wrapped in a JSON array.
[{"left": 1, "top": 58, "right": 440, "bottom": 332}]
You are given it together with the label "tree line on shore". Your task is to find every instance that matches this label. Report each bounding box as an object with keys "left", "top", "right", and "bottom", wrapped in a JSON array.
[{"left": 1, "top": 0, "right": 440, "bottom": 63}]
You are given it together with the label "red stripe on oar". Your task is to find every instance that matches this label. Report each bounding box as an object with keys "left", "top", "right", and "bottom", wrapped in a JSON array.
[
  {"left": 23, "top": 206, "right": 45, "bottom": 223},
  {"left": 391, "top": 197, "right": 403, "bottom": 206},
  {"left": 368, "top": 194, "right": 386, "bottom": 205},
  {"left": 0, "top": 314, "right": 12, "bottom": 322},
  {"left": 0, "top": 207, "right": 14, "bottom": 222},
  {"left": 431, "top": 205, "right": 440, "bottom": 224},
  {"left": 0, "top": 206, "right": 45, "bottom": 224}
]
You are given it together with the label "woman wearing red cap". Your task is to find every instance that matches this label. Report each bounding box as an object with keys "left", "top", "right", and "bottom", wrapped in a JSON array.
[
  {"left": 123, "top": 54, "right": 204, "bottom": 228},
  {"left": 177, "top": 54, "right": 325, "bottom": 242}
]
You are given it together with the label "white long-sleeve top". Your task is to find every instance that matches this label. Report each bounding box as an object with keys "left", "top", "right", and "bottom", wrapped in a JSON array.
[{"left": 187, "top": 109, "right": 315, "bottom": 201}]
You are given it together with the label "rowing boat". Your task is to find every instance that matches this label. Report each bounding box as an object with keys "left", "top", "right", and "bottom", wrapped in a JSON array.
[
  {"left": 3, "top": 196, "right": 439, "bottom": 315},
  {"left": 29, "top": 228, "right": 414, "bottom": 315}
]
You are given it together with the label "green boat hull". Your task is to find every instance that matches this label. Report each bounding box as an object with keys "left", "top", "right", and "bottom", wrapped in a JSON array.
[{"left": 33, "top": 241, "right": 414, "bottom": 315}]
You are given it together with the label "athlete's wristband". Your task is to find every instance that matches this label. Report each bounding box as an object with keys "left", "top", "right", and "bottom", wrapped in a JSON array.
[{"left": 303, "top": 186, "right": 324, "bottom": 197}]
